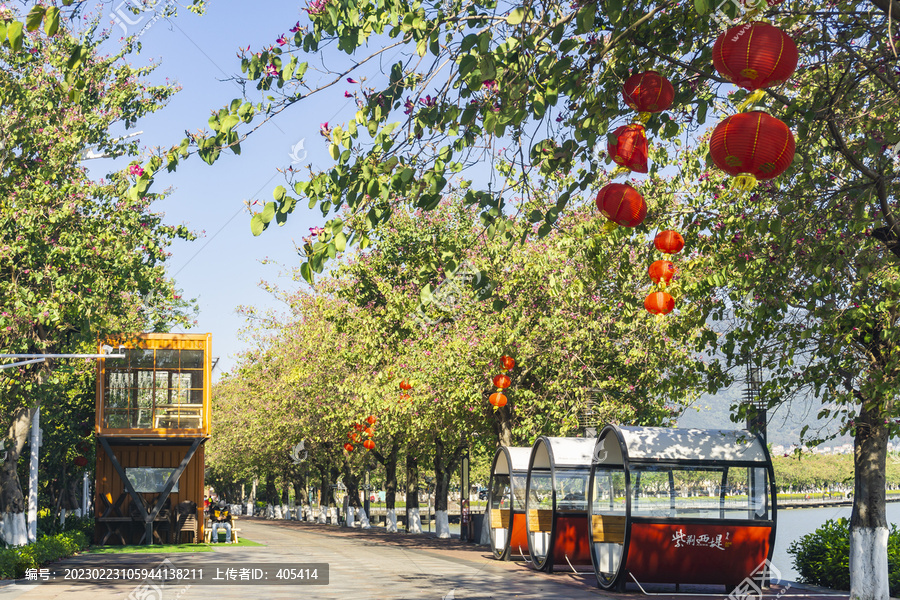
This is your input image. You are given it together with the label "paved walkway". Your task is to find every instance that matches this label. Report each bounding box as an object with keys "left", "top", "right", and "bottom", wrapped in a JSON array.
[{"left": 0, "top": 518, "right": 850, "bottom": 600}]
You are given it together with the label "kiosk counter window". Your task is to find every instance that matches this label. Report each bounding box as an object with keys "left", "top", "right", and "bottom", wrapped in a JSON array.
[
  {"left": 524, "top": 437, "right": 596, "bottom": 572},
  {"left": 488, "top": 447, "right": 531, "bottom": 560},
  {"left": 97, "top": 334, "right": 211, "bottom": 437},
  {"left": 589, "top": 426, "right": 776, "bottom": 591}
]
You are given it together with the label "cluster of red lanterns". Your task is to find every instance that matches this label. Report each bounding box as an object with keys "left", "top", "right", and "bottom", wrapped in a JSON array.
[
  {"left": 488, "top": 355, "right": 515, "bottom": 411},
  {"left": 344, "top": 414, "right": 378, "bottom": 452},
  {"left": 398, "top": 379, "right": 412, "bottom": 402},
  {"left": 73, "top": 456, "right": 89, "bottom": 468},
  {"left": 644, "top": 230, "right": 685, "bottom": 316},
  {"left": 709, "top": 20, "right": 798, "bottom": 191},
  {"left": 607, "top": 70, "right": 675, "bottom": 174}
]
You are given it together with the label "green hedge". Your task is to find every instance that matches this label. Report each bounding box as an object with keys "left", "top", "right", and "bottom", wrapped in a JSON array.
[
  {"left": 0, "top": 530, "right": 89, "bottom": 580},
  {"left": 788, "top": 517, "right": 900, "bottom": 596}
]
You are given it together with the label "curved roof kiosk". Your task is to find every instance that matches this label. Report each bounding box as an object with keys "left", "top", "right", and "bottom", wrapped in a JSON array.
[
  {"left": 488, "top": 447, "right": 531, "bottom": 560},
  {"left": 588, "top": 426, "right": 776, "bottom": 591},
  {"left": 525, "top": 437, "right": 596, "bottom": 572}
]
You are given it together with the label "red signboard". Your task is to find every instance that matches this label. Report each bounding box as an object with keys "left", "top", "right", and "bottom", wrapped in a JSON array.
[{"left": 626, "top": 522, "right": 772, "bottom": 585}]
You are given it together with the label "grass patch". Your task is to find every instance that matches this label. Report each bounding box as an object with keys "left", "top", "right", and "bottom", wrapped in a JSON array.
[{"left": 87, "top": 537, "right": 263, "bottom": 554}]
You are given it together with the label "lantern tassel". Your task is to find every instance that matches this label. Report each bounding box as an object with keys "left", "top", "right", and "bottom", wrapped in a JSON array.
[
  {"left": 731, "top": 174, "right": 758, "bottom": 195},
  {"left": 611, "top": 165, "right": 630, "bottom": 178},
  {"left": 602, "top": 221, "right": 619, "bottom": 233},
  {"left": 492, "top": 405, "right": 499, "bottom": 412},
  {"left": 736, "top": 89, "right": 766, "bottom": 112},
  {"left": 633, "top": 112, "right": 652, "bottom": 124}
]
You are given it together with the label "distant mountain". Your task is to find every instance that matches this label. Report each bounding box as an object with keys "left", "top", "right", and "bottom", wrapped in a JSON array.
[{"left": 676, "top": 384, "right": 850, "bottom": 449}]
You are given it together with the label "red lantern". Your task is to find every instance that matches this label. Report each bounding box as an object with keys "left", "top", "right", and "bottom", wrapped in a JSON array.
[
  {"left": 654, "top": 230, "right": 685, "bottom": 255},
  {"left": 595, "top": 183, "right": 647, "bottom": 228},
  {"left": 489, "top": 392, "right": 508, "bottom": 410},
  {"left": 644, "top": 291, "right": 675, "bottom": 315},
  {"left": 363, "top": 439, "right": 375, "bottom": 451},
  {"left": 343, "top": 443, "right": 354, "bottom": 452},
  {"left": 648, "top": 260, "right": 677, "bottom": 285},
  {"left": 73, "top": 456, "right": 88, "bottom": 468},
  {"left": 366, "top": 415, "right": 377, "bottom": 425},
  {"left": 348, "top": 432, "right": 360, "bottom": 442},
  {"left": 364, "top": 426, "right": 375, "bottom": 437},
  {"left": 399, "top": 380, "right": 412, "bottom": 391},
  {"left": 710, "top": 111, "right": 795, "bottom": 183},
  {"left": 492, "top": 374, "right": 511, "bottom": 389},
  {"left": 399, "top": 393, "right": 410, "bottom": 401},
  {"left": 353, "top": 423, "right": 364, "bottom": 431},
  {"left": 500, "top": 355, "right": 516, "bottom": 371},
  {"left": 607, "top": 124, "right": 648, "bottom": 173},
  {"left": 713, "top": 22, "right": 798, "bottom": 91},
  {"left": 622, "top": 71, "right": 675, "bottom": 113}
]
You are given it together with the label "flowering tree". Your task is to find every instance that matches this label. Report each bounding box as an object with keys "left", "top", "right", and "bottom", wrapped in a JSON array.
[{"left": 0, "top": 11, "right": 191, "bottom": 543}]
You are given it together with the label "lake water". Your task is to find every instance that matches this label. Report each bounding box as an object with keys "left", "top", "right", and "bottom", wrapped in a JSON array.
[{"left": 772, "top": 502, "right": 900, "bottom": 581}]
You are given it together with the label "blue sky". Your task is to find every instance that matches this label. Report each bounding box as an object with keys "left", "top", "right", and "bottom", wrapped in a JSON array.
[{"left": 84, "top": 1, "right": 370, "bottom": 376}]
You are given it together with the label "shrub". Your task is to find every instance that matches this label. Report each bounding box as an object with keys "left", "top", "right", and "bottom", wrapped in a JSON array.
[
  {"left": 0, "top": 530, "right": 89, "bottom": 580},
  {"left": 788, "top": 517, "right": 899, "bottom": 596}
]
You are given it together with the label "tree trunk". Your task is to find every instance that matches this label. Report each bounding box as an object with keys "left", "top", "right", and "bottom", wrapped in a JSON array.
[
  {"left": 264, "top": 472, "right": 277, "bottom": 506},
  {"left": 850, "top": 403, "right": 890, "bottom": 600},
  {"left": 433, "top": 436, "right": 465, "bottom": 539},
  {"left": 406, "top": 452, "right": 421, "bottom": 533},
  {"left": 495, "top": 405, "right": 512, "bottom": 447},
  {"left": 1, "top": 406, "right": 35, "bottom": 546},
  {"left": 372, "top": 439, "right": 399, "bottom": 532},
  {"left": 328, "top": 465, "right": 340, "bottom": 525}
]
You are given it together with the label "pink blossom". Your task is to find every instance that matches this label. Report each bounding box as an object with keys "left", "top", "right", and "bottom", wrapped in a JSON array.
[{"left": 129, "top": 164, "right": 144, "bottom": 176}]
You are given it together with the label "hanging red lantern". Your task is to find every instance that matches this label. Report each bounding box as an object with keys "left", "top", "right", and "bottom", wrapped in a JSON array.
[
  {"left": 366, "top": 415, "right": 377, "bottom": 425},
  {"left": 364, "top": 426, "right": 375, "bottom": 437},
  {"left": 363, "top": 439, "right": 375, "bottom": 451},
  {"left": 595, "top": 183, "right": 647, "bottom": 228},
  {"left": 710, "top": 111, "right": 795, "bottom": 188},
  {"left": 713, "top": 22, "right": 798, "bottom": 91},
  {"left": 500, "top": 355, "right": 516, "bottom": 371},
  {"left": 73, "top": 456, "right": 88, "bottom": 468},
  {"left": 489, "top": 392, "right": 508, "bottom": 411},
  {"left": 353, "top": 423, "right": 364, "bottom": 431},
  {"left": 654, "top": 230, "right": 685, "bottom": 255},
  {"left": 622, "top": 71, "right": 675, "bottom": 113},
  {"left": 607, "top": 124, "right": 649, "bottom": 173},
  {"left": 648, "top": 260, "right": 677, "bottom": 285},
  {"left": 348, "top": 432, "right": 360, "bottom": 442},
  {"left": 399, "top": 380, "right": 412, "bottom": 391},
  {"left": 492, "top": 374, "right": 511, "bottom": 389},
  {"left": 343, "top": 443, "right": 354, "bottom": 452},
  {"left": 644, "top": 291, "right": 675, "bottom": 315}
]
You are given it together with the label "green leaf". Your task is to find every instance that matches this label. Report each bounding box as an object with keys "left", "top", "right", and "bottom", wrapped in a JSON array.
[
  {"left": 300, "top": 262, "right": 314, "bottom": 283},
  {"left": 44, "top": 7, "right": 60, "bottom": 36},
  {"left": 576, "top": 4, "right": 596, "bottom": 34},
  {"left": 334, "top": 231, "right": 347, "bottom": 252},
  {"left": 329, "top": 144, "right": 340, "bottom": 160},
  {"left": 507, "top": 8, "right": 526, "bottom": 25},
  {"left": 273, "top": 185, "right": 286, "bottom": 202},
  {"left": 261, "top": 201, "right": 276, "bottom": 223},
  {"left": 25, "top": 5, "right": 46, "bottom": 32},
  {"left": 420, "top": 284, "right": 434, "bottom": 304},
  {"left": 694, "top": 0, "right": 710, "bottom": 14},
  {"left": 7, "top": 21, "right": 24, "bottom": 53},
  {"left": 250, "top": 214, "right": 266, "bottom": 236}
]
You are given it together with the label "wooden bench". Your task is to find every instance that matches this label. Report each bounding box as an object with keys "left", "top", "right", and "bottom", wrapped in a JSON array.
[
  {"left": 205, "top": 515, "right": 240, "bottom": 543},
  {"left": 591, "top": 514, "right": 626, "bottom": 543},
  {"left": 490, "top": 509, "right": 511, "bottom": 529},
  {"left": 527, "top": 509, "right": 553, "bottom": 532}
]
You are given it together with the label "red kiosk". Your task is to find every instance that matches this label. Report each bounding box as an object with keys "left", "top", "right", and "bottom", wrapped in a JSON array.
[
  {"left": 487, "top": 446, "right": 531, "bottom": 560},
  {"left": 524, "top": 437, "right": 595, "bottom": 572},
  {"left": 588, "top": 426, "right": 776, "bottom": 591}
]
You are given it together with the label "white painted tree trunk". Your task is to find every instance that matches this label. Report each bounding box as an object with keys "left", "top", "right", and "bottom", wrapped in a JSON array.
[
  {"left": 358, "top": 508, "right": 370, "bottom": 529},
  {"left": 317, "top": 507, "right": 327, "bottom": 524},
  {"left": 0, "top": 513, "right": 27, "bottom": 546},
  {"left": 328, "top": 506, "right": 338, "bottom": 525},
  {"left": 407, "top": 507, "right": 422, "bottom": 533},
  {"left": 850, "top": 527, "right": 889, "bottom": 600},
  {"left": 274, "top": 505, "right": 282, "bottom": 519},
  {"left": 59, "top": 508, "right": 67, "bottom": 526},
  {"left": 345, "top": 506, "right": 355, "bottom": 527},
  {"left": 386, "top": 509, "right": 397, "bottom": 533},
  {"left": 246, "top": 502, "right": 253, "bottom": 516},
  {"left": 435, "top": 510, "right": 450, "bottom": 539}
]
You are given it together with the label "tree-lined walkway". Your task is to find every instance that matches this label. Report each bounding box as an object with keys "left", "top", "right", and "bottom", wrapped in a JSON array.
[{"left": 0, "top": 518, "right": 853, "bottom": 600}]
